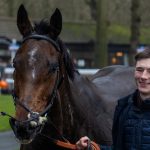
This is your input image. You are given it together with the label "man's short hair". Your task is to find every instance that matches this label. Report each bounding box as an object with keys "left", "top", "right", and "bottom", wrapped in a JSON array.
[{"left": 135, "top": 47, "right": 150, "bottom": 62}]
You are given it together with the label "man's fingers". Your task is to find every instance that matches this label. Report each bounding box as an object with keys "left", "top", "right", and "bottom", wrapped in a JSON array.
[{"left": 76, "top": 136, "right": 91, "bottom": 150}]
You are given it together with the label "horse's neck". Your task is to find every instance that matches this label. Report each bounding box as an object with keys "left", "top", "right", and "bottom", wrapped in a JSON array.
[
  {"left": 69, "top": 73, "right": 113, "bottom": 142},
  {"left": 41, "top": 74, "right": 77, "bottom": 143},
  {"left": 42, "top": 72, "right": 105, "bottom": 143}
]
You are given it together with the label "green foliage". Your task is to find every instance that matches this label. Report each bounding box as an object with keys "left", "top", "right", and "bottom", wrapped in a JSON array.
[
  {"left": 63, "top": 22, "right": 150, "bottom": 44},
  {"left": 62, "top": 22, "right": 95, "bottom": 41},
  {"left": 108, "top": 24, "right": 130, "bottom": 43},
  {"left": 0, "top": 94, "right": 15, "bottom": 131},
  {"left": 107, "top": 24, "right": 150, "bottom": 44},
  {"left": 140, "top": 27, "right": 150, "bottom": 44}
]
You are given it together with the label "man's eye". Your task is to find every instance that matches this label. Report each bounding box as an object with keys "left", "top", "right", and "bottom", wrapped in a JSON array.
[
  {"left": 136, "top": 68, "right": 144, "bottom": 72},
  {"left": 147, "top": 69, "right": 150, "bottom": 74}
]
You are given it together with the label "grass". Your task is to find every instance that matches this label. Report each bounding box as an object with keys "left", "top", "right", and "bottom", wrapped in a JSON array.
[{"left": 0, "top": 94, "right": 15, "bottom": 131}]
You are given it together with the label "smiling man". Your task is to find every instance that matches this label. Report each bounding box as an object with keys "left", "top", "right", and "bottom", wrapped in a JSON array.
[
  {"left": 112, "top": 47, "right": 150, "bottom": 150},
  {"left": 135, "top": 58, "right": 150, "bottom": 99},
  {"left": 76, "top": 47, "right": 150, "bottom": 150}
]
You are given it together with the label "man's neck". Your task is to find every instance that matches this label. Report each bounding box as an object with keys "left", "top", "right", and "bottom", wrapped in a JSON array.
[{"left": 140, "top": 93, "right": 150, "bottom": 100}]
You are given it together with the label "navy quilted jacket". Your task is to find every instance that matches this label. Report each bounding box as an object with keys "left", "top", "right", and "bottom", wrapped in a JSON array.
[{"left": 112, "top": 90, "right": 150, "bottom": 150}]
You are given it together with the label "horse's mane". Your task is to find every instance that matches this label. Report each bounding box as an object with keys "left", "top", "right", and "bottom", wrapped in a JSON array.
[
  {"left": 57, "top": 39, "right": 75, "bottom": 80},
  {"left": 34, "top": 20, "right": 75, "bottom": 80}
]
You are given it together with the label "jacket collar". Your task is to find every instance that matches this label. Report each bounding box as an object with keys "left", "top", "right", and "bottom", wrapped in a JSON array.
[{"left": 133, "top": 90, "right": 150, "bottom": 110}]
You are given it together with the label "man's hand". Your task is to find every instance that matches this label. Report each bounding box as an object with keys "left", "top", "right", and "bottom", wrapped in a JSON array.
[{"left": 76, "top": 136, "right": 90, "bottom": 150}]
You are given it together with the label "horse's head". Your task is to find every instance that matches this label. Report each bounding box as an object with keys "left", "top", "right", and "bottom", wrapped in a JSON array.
[{"left": 9, "top": 4, "right": 75, "bottom": 144}]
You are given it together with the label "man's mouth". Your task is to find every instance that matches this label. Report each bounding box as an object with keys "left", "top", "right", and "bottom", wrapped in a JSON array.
[{"left": 139, "top": 82, "right": 149, "bottom": 87}]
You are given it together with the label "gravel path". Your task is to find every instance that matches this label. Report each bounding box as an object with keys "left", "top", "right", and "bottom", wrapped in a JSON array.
[{"left": 0, "top": 131, "right": 20, "bottom": 150}]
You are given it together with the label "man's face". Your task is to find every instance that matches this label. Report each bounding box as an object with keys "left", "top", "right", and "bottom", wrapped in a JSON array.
[{"left": 135, "top": 58, "right": 150, "bottom": 98}]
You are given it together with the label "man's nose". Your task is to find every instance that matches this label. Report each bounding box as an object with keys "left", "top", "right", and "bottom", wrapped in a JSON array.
[{"left": 141, "top": 70, "right": 149, "bottom": 79}]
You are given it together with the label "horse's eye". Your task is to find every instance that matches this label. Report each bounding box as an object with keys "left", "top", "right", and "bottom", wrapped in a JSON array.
[{"left": 48, "top": 63, "right": 59, "bottom": 73}]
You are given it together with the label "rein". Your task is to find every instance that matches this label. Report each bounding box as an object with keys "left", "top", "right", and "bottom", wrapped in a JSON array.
[
  {"left": 54, "top": 140, "right": 100, "bottom": 150},
  {"left": 40, "top": 133, "right": 77, "bottom": 149},
  {"left": 40, "top": 133, "right": 100, "bottom": 150}
]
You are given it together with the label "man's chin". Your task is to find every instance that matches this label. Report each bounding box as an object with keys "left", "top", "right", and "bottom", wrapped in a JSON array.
[
  {"left": 138, "top": 85, "right": 149, "bottom": 92},
  {"left": 138, "top": 89, "right": 150, "bottom": 98}
]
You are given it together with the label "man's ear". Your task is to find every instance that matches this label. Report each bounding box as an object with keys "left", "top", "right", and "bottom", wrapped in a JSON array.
[{"left": 17, "top": 4, "right": 33, "bottom": 37}]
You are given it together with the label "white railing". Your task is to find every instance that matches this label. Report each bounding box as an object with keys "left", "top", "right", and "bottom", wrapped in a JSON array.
[{"left": 77, "top": 69, "right": 99, "bottom": 75}]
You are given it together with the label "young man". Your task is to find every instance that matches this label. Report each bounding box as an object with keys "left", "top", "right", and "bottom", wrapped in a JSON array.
[{"left": 76, "top": 47, "right": 150, "bottom": 150}]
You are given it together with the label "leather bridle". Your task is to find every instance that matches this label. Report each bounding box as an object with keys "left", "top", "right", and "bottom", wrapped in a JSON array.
[
  {"left": 22, "top": 34, "right": 61, "bottom": 52},
  {"left": 0, "top": 34, "right": 101, "bottom": 150},
  {"left": 1, "top": 34, "right": 64, "bottom": 124},
  {"left": 12, "top": 65, "right": 62, "bottom": 122}
]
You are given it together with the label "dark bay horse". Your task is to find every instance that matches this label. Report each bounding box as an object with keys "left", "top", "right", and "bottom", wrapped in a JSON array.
[{"left": 9, "top": 4, "right": 136, "bottom": 150}]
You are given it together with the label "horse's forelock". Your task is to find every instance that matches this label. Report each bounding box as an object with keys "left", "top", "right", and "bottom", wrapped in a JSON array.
[
  {"left": 34, "top": 19, "right": 49, "bottom": 35},
  {"left": 33, "top": 21, "right": 75, "bottom": 80}
]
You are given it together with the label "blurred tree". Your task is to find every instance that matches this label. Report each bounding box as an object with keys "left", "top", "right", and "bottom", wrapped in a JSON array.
[
  {"left": 42, "top": 0, "right": 50, "bottom": 17},
  {"left": 129, "top": 0, "right": 141, "bottom": 65},
  {"left": 86, "top": 0, "right": 96, "bottom": 20},
  {"left": 7, "top": 0, "right": 14, "bottom": 17},
  {"left": 95, "top": 0, "right": 108, "bottom": 67},
  {"left": 86, "top": 0, "right": 108, "bottom": 67}
]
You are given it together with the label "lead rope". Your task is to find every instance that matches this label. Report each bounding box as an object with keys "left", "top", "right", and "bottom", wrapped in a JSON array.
[
  {"left": 0, "top": 111, "right": 16, "bottom": 120},
  {"left": 87, "top": 139, "right": 92, "bottom": 150},
  {"left": 87, "top": 139, "right": 101, "bottom": 150}
]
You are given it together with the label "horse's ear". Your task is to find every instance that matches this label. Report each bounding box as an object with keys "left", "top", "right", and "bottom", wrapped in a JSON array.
[
  {"left": 49, "top": 8, "right": 62, "bottom": 39},
  {"left": 17, "top": 4, "right": 33, "bottom": 37}
]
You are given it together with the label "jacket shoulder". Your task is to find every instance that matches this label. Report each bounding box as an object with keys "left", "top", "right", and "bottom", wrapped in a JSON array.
[
  {"left": 113, "top": 93, "right": 134, "bottom": 129},
  {"left": 112, "top": 93, "right": 134, "bottom": 149},
  {"left": 117, "top": 94, "right": 133, "bottom": 107}
]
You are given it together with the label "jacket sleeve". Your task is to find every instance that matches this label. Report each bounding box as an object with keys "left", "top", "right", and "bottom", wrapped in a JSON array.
[
  {"left": 112, "top": 100, "right": 121, "bottom": 148},
  {"left": 112, "top": 95, "right": 130, "bottom": 150}
]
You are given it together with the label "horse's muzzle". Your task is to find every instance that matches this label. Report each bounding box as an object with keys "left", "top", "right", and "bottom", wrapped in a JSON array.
[{"left": 9, "top": 118, "right": 41, "bottom": 144}]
